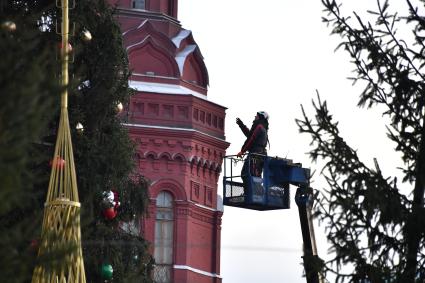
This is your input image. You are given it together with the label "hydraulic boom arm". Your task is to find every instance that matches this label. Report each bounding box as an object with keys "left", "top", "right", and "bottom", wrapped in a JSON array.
[{"left": 295, "top": 185, "right": 322, "bottom": 283}]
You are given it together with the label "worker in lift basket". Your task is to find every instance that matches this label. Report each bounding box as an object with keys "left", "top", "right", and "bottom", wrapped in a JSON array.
[{"left": 236, "top": 111, "right": 269, "bottom": 194}]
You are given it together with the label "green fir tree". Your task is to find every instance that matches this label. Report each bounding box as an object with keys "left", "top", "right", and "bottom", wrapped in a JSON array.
[
  {"left": 69, "top": 1, "right": 153, "bottom": 281},
  {"left": 297, "top": 0, "right": 425, "bottom": 282},
  {"left": 69, "top": 2, "right": 154, "bottom": 280},
  {"left": 0, "top": 1, "right": 59, "bottom": 282},
  {"left": 0, "top": 1, "right": 153, "bottom": 282}
]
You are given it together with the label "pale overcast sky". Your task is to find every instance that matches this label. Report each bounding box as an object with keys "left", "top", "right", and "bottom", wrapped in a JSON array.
[{"left": 178, "top": 1, "right": 408, "bottom": 282}]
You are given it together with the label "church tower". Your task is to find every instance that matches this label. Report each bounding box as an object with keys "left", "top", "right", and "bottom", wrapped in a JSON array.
[{"left": 108, "top": 1, "right": 229, "bottom": 282}]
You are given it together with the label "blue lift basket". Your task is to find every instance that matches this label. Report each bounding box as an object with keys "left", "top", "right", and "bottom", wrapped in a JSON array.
[{"left": 223, "top": 153, "right": 311, "bottom": 211}]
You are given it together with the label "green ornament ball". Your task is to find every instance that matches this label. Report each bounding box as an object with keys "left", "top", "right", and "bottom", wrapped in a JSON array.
[{"left": 101, "top": 264, "right": 113, "bottom": 280}]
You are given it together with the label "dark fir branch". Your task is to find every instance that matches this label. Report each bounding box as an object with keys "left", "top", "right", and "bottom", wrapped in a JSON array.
[{"left": 297, "top": 1, "right": 425, "bottom": 282}]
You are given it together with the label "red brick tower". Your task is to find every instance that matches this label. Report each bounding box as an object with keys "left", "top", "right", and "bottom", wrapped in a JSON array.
[{"left": 109, "top": 1, "right": 229, "bottom": 282}]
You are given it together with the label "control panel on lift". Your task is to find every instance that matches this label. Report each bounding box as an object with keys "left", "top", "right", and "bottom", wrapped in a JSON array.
[{"left": 222, "top": 154, "right": 310, "bottom": 211}]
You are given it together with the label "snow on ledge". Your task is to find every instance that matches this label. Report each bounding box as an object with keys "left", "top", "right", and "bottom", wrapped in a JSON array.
[{"left": 129, "top": 80, "right": 207, "bottom": 100}]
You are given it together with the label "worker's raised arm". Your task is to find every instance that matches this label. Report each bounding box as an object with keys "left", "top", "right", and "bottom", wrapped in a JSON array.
[{"left": 236, "top": 117, "right": 249, "bottom": 137}]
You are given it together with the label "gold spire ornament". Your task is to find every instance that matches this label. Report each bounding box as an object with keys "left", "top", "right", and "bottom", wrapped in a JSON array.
[{"left": 32, "top": 0, "right": 86, "bottom": 282}]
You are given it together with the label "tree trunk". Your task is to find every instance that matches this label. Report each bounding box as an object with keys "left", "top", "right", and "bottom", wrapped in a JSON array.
[{"left": 402, "top": 117, "right": 425, "bottom": 282}]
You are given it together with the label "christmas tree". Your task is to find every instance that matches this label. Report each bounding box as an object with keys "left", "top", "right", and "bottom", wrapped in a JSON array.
[
  {"left": 0, "top": 2, "right": 59, "bottom": 282},
  {"left": 57, "top": 0, "right": 153, "bottom": 281},
  {"left": 0, "top": 1, "right": 153, "bottom": 282},
  {"left": 69, "top": 2, "right": 153, "bottom": 281}
]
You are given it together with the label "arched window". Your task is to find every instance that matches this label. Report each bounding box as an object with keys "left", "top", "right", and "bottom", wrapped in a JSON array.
[
  {"left": 132, "top": 0, "right": 145, "bottom": 9},
  {"left": 153, "top": 191, "right": 174, "bottom": 283}
]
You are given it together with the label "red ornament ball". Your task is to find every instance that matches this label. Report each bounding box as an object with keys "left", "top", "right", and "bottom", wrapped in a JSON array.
[
  {"left": 58, "top": 42, "right": 73, "bottom": 53},
  {"left": 29, "top": 239, "right": 39, "bottom": 253},
  {"left": 103, "top": 207, "right": 117, "bottom": 220},
  {"left": 49, "top": 156, "right": 65, "bottom": 169}
]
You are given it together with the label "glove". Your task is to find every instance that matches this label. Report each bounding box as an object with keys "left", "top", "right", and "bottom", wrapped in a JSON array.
[
  {"left": 236, "top": 151, "right": 244, "bottom": 158},
  {"left": 236, "top": 118, "right": 243, "bottom": 127}
]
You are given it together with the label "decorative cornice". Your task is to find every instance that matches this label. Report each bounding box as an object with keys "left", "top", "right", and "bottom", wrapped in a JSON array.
[
  {"left": 176, "top": 208, "right": 210, "bottom": 223},
  {"left": 124, "top": 123, "right": 230, "bottom": 148},
  {"left": 141, "top": 152, "right": 221, "bottom": 171},
  {"left": 174, "top": 201, "right": 222, "bottom": 224},
  {"left": 147, "top": 198, "right": 223, "bottom": 225},
  {"left": 176, "top": 200, "right": 220, "bottom": 212}
]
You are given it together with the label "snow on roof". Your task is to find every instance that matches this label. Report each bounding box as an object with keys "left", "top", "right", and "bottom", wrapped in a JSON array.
[
  {"left": 172, "top": 29, "right": 192, "bottom": 48},
  {"left": 122, "top": 19, "right": 148, "bottom": 36},
  {"left": 125, "top": 35, "right": 150, "bottom": 51},
  {"left": 175, "top": 44, "right": 197, "bottom": 74},
  {"left": 129, "top": 80, "right": 207, "bottom": 99}
]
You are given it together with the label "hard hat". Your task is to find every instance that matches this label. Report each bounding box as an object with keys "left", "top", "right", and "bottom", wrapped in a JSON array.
[{"left": 257, "top": 111, "right": 269, "bottom": 120}]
